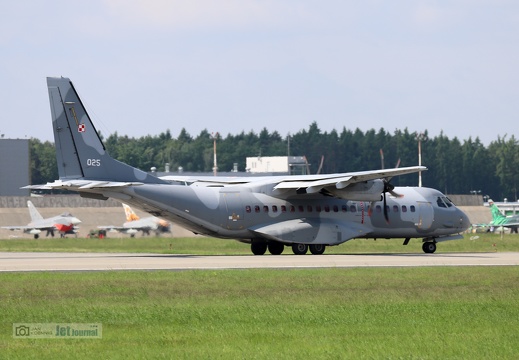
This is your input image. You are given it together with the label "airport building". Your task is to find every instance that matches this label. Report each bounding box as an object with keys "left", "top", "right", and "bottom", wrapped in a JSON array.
[
  {"left": 246, "top": 156, "right": 309, "bottom": 175},
  {"left": 0, "top": 139, "right": 30, "bottom": 196}
]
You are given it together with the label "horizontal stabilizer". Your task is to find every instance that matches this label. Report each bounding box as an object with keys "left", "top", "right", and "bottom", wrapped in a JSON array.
[{"left": 23, "top": 180, "right": 144, "bottom": 190}]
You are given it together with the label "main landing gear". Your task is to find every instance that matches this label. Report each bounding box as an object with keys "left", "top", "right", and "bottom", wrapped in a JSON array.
[
  {"left": 422, "top": 242, "right": 437, "bottom": 254},
  {"left": 251, "top": 241, "right": 327, "bottom": 255}
]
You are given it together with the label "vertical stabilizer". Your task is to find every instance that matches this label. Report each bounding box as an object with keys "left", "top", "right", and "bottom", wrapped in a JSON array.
[
  {"left": 47, "top": 77, "right": 165, "bottom": 184},
  {"left": 123, "top": 203, "right": 140, "bottom": 222},
  {"left": 27, "top": 201, "right": 43, "bottom": 222}
]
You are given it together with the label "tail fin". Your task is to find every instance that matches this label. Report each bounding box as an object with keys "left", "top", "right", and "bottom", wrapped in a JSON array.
[
  {"left": 123, "top": 203, "right": 140, "bottom": 222},
  {"left": 27, "top": 201, "right": 43, "bottom": 222},
  {"left": 490, "top": 206, "right": 507, "bottom": 225},
  {"left": 47, "top": 77, "right": 165, "bottom": 184}
]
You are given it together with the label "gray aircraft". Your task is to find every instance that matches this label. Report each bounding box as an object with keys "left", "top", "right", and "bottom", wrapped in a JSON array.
[
  {"left": 27, "top": 77, "right": 470, "bottom": 254},
  {"left": 2, "top": 200, "right": 81, "bottom": 239},
  {"left": 98, "top": 203, "right": 171, "bottom": 237}
]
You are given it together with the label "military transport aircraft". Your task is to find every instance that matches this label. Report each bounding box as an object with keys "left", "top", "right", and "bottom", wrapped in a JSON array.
[
  {"left": 26, "top": 77, "right": 470, "bottom": 254},
  {"left": 2, "top": 200, "right": 81, "bottom": 239},
  {"left": 98, "top": 203, "right": 171, "bottom": 237}
]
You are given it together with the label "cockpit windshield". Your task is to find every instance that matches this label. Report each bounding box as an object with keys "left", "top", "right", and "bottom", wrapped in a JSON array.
[
  {"left": 436, "top": 197, "right": 454, "bottom": 208},
  {"left": 442, "top": 197, "right": 454, "bottom": 207}
]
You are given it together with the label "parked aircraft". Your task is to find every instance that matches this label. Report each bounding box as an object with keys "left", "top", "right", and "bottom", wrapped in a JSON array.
[
  {"left": 486, "top": 199, "right": 519, "bottom": 233},
  {"left": 98, "top": 203, "right": 171, "bottom": 237},
  {"left": 27, "top": 77, "right": 470, "bottom": 254},
  {"left": 2, "top": 200, "right": 81, "bottom": 239}
]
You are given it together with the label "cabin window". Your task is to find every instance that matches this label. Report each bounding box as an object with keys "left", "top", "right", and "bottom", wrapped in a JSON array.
[
  {"left": 307, "top": 205, "right": 313, "bottom": 212},
  {"left": 341, "top": 205, "right": 347, "bottom": 212},
  {"left": 393, "top": 205, "right": 399, "bottom": 212},
  {"left": 350, "top": 205, "right": 357, "bottom": 213},
  {"left": 263, "top": 205, "right": 269, "bottom": 213},
  {"left": 272, "top": 205, "right": 278, "bottom": 213},
  {"left": 290, "top": 205, "right": 296, "bottom": 212},
  {"left": 254, "top": 205, "right": 260, "bottom": 213},
  {"left": 281, "top": 205, "right": 287, "bottom": 212},
  {"left": 316, "top": 205, "right": 322, "bottom": 212},
  {"left": 324, "top": 205, "right": 330, "bottom": 212},
  {"left": 333, "top": 205, "right": 339, "bottom": 212},
  {"left": 402, "top": 205, "right": 407, "bottom": 213},
  {"left": 298, "top": 205, "right": 305, "bottom": 212},
  {"left": 375, "top": 205, "right": 382, "bottom": 213},
  {"left": 245, "top": 205, "right": 251, "bottom": 213},
  {"left": 410, "top": 205, "right": 416, "bottom": 212}
]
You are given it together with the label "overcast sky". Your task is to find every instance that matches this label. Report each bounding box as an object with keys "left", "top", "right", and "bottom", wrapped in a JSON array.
[{"left": 1, "top": 1, "right": 518, "bottom": 145}]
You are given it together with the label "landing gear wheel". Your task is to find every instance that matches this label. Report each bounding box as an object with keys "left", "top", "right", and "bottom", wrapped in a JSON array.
[
  {"left": 268, "top": 241, "right": 284, "bottom": 255},
  {"left": 309, "top": 244, "right": 326, "bottom": 255},
  {"left": 251, "top": 242, "right": 267, "bottom": 255},
  {"left": 34, "top": 234, "right": 39, "bottom": 239},
  {"left": 292, "top": 243, "right": 308, "bottom": 255},
  {"left": 422, "top": 242, "right": 437, "bottom": 254}
]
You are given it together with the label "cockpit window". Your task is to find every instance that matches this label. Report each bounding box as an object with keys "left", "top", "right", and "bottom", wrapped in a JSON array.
[
  {"left": 442, "top": 197, "right": 454, "bottom": 207},
  {"left": 436, "top": 197, "right": 447, "bottom": 208}
]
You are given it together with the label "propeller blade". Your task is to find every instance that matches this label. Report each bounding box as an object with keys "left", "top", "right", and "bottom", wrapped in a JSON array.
[
  {"left": 389, "top": 190, "right": 404, "bottom": 198},
  {"left": 383, "top": 192, "right": 389, "bottom": 223},
  {"left": 368, "top": 201, "right": 375, "bottom": 216}
]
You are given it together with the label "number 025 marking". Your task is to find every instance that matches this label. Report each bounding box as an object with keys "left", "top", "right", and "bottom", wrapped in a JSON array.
[{"left": 86, "top": 159, "right": 101, "bottom": 166}]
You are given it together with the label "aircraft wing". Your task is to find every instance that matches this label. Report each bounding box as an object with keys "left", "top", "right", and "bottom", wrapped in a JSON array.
[
  {"left": 249, "top": 218, "right": 371, "bottom": 245},
  {"left": 1, "top": 226, "right": 32, "bottom": 231},
  {"left": 273, "top": 166, "right": 425, "bottom": 192},
  {"left": 492, "top": 220, "right": 519, "bottom": 227},
  {"left": 162, "top": 166, "right": 425, "bottom": 189},
  {"left": 97, "top": 225, "right": 124, "bottom": 231},
  {"left": 1, "top": 225, "right": 56, "bottom": 232}
]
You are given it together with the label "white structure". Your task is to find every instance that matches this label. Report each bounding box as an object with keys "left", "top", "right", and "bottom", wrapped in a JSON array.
[{"left": 246, "top": 156, "right": 308, "bottom": 175}]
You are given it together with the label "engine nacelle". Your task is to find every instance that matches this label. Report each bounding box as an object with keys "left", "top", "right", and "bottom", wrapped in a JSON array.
[{"left": 326, "top": 179, "right": 385, "bottom": 201}]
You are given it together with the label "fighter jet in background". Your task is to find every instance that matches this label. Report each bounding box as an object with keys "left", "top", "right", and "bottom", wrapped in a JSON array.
[
  {"left": 2, "top": 200, "right": 81, "bottom": 239},
  {"left": 98, "top": 203, "right": 171, "bottom": 237},
  {"left": 26, "top": 77, "right": 470, "bottom": 254}
]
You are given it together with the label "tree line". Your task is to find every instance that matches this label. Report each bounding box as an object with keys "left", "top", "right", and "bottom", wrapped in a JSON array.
[{"left": 29, "top": 122, "right": 519, "bottom": 202}]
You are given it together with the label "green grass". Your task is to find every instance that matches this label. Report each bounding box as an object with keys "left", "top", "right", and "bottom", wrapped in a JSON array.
[
  {"left": 0, "top": 232, "right": 518, "bottom": 254},
  {"left": 1, "top": 267, "right": 519, "bottom": 359}
]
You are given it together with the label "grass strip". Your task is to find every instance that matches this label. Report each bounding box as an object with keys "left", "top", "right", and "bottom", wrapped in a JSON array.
[
  {"left": 1, "top": 267, "right": 518, "bottom": 359},
  {"left": 0, "top": 233, "right": 517, "bottom": 254}
]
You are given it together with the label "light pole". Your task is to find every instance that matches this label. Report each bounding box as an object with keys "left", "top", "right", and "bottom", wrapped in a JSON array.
[
  {"left": 211, "top": 132, "right": 218, "bottom": 176},
  {"left": 416, "top": 132, "right": 427, "bottom": 187}
]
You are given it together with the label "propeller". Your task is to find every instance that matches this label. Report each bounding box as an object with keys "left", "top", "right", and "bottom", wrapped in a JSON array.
[{"left": 368, "top": 178, "right": 403, "bottom": 223}]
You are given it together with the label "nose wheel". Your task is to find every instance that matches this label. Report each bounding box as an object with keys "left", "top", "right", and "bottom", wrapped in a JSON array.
[{"left": 422, "top": 242, "right": 437, "bottom": 254}]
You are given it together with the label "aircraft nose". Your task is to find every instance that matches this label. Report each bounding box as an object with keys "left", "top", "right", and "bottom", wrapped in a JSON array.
[
  {"left": 458, "top": 209, "right": 471, "bottom": 232},
  {"left": 71, "top": 217, "right": 82, "bottom": 225}
]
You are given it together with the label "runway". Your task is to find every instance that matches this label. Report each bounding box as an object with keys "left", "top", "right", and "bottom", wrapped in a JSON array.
[{"left": 1, "top": 252, "right": 518, "bottom": 272}]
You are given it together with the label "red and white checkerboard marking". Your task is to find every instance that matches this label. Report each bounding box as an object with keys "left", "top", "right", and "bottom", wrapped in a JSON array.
[{"left": 78, "top": 124, "right": 85, "bottom": 132}]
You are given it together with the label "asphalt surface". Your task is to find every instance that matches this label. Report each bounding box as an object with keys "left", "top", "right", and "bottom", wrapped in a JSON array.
[{"left": 1, "top": 252, "right": 518, "bottom": 272}]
